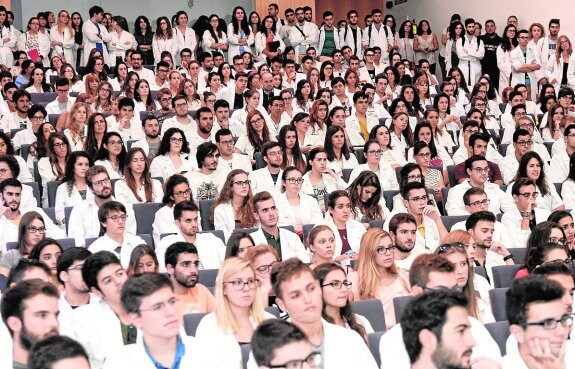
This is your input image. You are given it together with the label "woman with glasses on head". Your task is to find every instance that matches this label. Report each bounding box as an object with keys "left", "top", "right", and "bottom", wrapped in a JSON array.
[
  {"left": 212, "top": 169, "right": 258, "bottom": 236},
  {"left": 108, "top": 15, "right": 136, "bottom": 67},
  {"left": 152, "top": 16, "right": 177, "bottom": 64},
  {"left": 507, "top": 151, "right": 564, "bottom": 212},
  {"left": 302, "top": 148, "right": 348, "bottom": 212},
  {"left": 39, "top": 132, "right": 70, "bottom": 207},
  {"left": 348, "top": 140, "right": 399, "bottom": 192},
  {"left": 324, "top": 125, "right": 359, "bottom": 177},
  {"left": 29, "top": 239, "right": 64, "bottom": 289},
  {"left": 126, "top": 244, "right": 158, "bottom": 276},
  {"left": 412, "top": 141, "right": 446, "bottom": 205},
  {"left": 314, "top": 262, "right": 373, "bottom": 341},
  {"left": 276, "top": 166, "right": 323, "bottom": 236},
  {"left": 95, "top": 131, "right": 127, "bottom": 179},
  {"left": 347, "top": 171, "right": 389, "bottom": 227},
  {"left": 17, "top": 17, "right": 50, "bottom": 67},
  {"left": 436, "top": 231, "right": 495, "bottom": 323},
  {"left": 245, "top": 245, "right": 279, "bottom": 307},
  {"left": 115, "top": 147, "right": 163, "bottom": 204},
  {"left": 55, "top": 151, "right": 92, "bottom": 227},
  {"left": 225, "top": 232, "right": 255, "bottom": 259},
  {"left": 0, "top": 211, "right": 47, "bottom": 277},
  {"left": 196, "top": 258, "right": 273, "bottom": 360},
  {"left": 348, "top": 228, "right": 410, "bottom": 329},
  {"left": 278, "top": 125, "right": 306, "bottom": 173},
  {"left": 150, "top": 127, "right": 194, "bottom": 179}
]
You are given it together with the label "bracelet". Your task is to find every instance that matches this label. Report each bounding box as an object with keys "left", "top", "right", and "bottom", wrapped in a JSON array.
[{"left": 503, "top": 254, "right": 514, "bottom": 262}]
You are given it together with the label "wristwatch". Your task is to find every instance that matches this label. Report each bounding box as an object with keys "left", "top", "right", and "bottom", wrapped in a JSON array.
[
  {"left": 520, "top": 211, "right": 531, "bottom": 218},
  {"left": 503, "top": 254, "right": 514, "bottom": 262}
]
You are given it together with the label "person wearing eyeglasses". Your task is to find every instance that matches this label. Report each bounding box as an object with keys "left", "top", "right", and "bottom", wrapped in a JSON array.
[
  {"left": 500, "top": 91, "right": 528, "bottom": 135},
  {"left": 412, "top": 141, "right": 447, "bottom": 204},
  {"left": 275, "top": 167, "right": 322, "bottom": 235},
  {"left": 68, "top": 166, "right": 136, "bottom": 247},
  {"left": 158, "top": 201, "right": 224, "bottom": 272},
  {"left": 502, "top": 114, "right": 547, "bottom": 163},
  {"left": 251, "top": 319, "right": 322, "bottom": 369},
  {"left": 347, "top": 140, "right": 399, "bottom": 192},
  {"left": 245, "top": 244, "right": 280, "bottom": 307},
  {"left": 315, "top": 262, "right": 374, "bottom": 341},
  {"left": 379, "top": 253, "right": 501, "bottom": 369},
  {"left": 446, "top": 155, "right": 514, "bottom": 215},
  {"left": 502, "top": 177, "right": 552, "bottom": 248},
  {"left": 195, "top": 258, "right": 275, "bottom": 366},
  {"left": 87, "top": 201, "right": 145, "bottom": 267},
  {"left": 453, "top": 130, "right": 505, "bottom": 185},
  {"left": 509, "top": 29, "right": 541, "bottom": 103},
  {"left": 503, "top": 276, "right": 573, "bottom": 369}
]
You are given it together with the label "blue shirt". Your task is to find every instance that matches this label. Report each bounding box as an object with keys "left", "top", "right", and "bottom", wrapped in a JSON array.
[{"left": 145, "top": 335, "right": 186, "bottom": 369}]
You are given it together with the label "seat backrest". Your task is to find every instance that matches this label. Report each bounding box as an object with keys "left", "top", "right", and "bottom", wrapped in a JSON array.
[
  {"left": 489, "top": 288, "right": 509, "bottom": 321},
  {"left": 355, "top": 147, "right": 365, "bottom": 164},
  {"left": 507, "top": 248, "right": 527, "bottom": 264},
  {"left": 138, "top": 234, "right": 154, "bottom": 248},
  {"left": 133, "top": 203, "right": 162, "bottom": 235},
  {"left": 48, "top": 114, "right": 60, "bottom": 126},
  {"left": 232, "top": 227, "right": 258, "bottom": 235},
  {"left": 446, "top": 165, "right": 457, "bottom": 187},
  {"left": 20, "top": 144, "right": 31, "bottom": 162},
  {"left": 369, "top": 219, "right": 384, "bottom": 229},
  {"left": 47, "top": 181, "right": 62, "bottom": 208},
  {"left": 199, "top": 230, "right": 225, "bottom": 244},
  {"left": 440, "top": 215, "right": 469, "bottom": 231},
  {"left": 197, "top": 268, "right": 219, "bottom": 287},
  {"left": 85, "top": 237, "right": 98, "bottom": 247},
  {"left": 302, "top": 224, "right": 315, "bottom": 244},
  {"left": 183, "top": 313, "right": 208, "bottom": 336},
  {"left": 241, "top": 343, "right": 251, "bottom": 369},
  {"left": 127, "top": 140, "right": 137, "bottom": 151},
  {"left": 492, "top": 264, "right": 523, "bottom": 288},
  {"left": 342, "top": 168, "right": 353, "bottom": 183},
  {"left": 254, "top": 152, "right": 266, "bottom": 169},
  {"left": 199, "top": 199, "right": 215, "bottom": 231},
  {"left": 484, "top": 321, "right": 510, "bottom": 356},
  {"left": 382, "top": 190, "right": 399, "bottom": 210},
  {"left": 498, "top": 143, "right": 509, "bottom": 156},
  {"left": 0, "top": 274, "right": 7, "bottom": 293},
  {"left": 64, "top": 206, "right": 73, "bottom": 233},
  {"left": 350, "top": 299, "right": 386, "bottom": 332},
  {"left": 43, "top": 207, "right": 57, "bottom": 224},
  {"left": 368, "top": 331, "right": 386, "bottom": 367},
  {"left": 264, "top": 306, "right": 281, "bottom": 318},
  {"left": 393, "top": 295, "right": 413, "bottom": 322},
  {"left": 441, "top": 187, "right": 449, "bottom": 211},
  {"left": 24, "top": 182, "right": 41, "bottom": 207}
]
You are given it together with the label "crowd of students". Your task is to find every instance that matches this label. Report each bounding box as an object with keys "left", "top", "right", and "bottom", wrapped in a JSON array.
[{"left": 0, "top": 3, "right": 574, "bottom": 369}]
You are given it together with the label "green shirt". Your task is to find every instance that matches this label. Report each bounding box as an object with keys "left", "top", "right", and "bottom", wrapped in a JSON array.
[
  {"left": 262, "top": 228, "right": 282, "bottom": 259},
  {"left": 322, "top": 29, "right": 336, "bottom": 56}
]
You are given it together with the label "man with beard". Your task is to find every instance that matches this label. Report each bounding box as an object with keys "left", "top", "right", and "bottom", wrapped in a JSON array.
[
  {"left": 503, "top": 276, "right": 573, "bottom": 369},
  {"left": 185, "top": 142, "right": 229, "bottom": 201},
  {"left": 164, "top": 242, "right": 215, "bottom": 324},
  {"left": 68, "top": 166, "right": 137, "bottom": 247},
  {"left": 384, "top": 182, "right": 448, "bottom": 252},
  {"left": 187, "top": 107, "right": 214, "bottom": 157},
  {"left": 108, "top": 98, "right": 145, "bottom": 141},
  {"left": 56, "top": 247, "right": 97, "bottom": 337},
  {"left": 127, "top": 50, "right": 155, "bottom": 82},
  {"left": 249, "top": 191, "right": 309, "bottom": 262},
  {"left": 216, "top": 128, "right": 252, "bottom": 172},
  {"left": 158, "top": 201, "right": 225, "bottom": 271},
  {"left": 71, "top": 251, "right": 131, "bottom": 369},
  {"left": 341, "top": 10, "right": 364, "bottom": 60},
  {"left": 455, "top": 18, "right": 485, "bottom": 86},
  {"left": 480, "top": 20, "right": 502, "bottom": 90},
  {"left": 466, "top": 210, "right": 515, "bottom": 286},
  {"left": 540, "top": 19, "right": 561, "bottom": 69},
  {"left": 289, "top": 7, "right": 319, "bottom": 63},
  {"left": 161, "top": 95, "right": 196, "bottom": 141},
  {"left": 131, "top": 115, "right": 161, "bottom": 160},
  {"left": 1, "top": 279, "right": 60, "bottom": 369},
  {"left": 0, "top": 178, "right": 65, "bottom": 258},
  {"left": 249, "top": 142, "right": 284, "bottom": 196},
  {"left": 380, "top": 254, "right": 501, "bottom": 369},
  {"left": 7, "top": 90, "right": 31, "bottom": 131},
  {"left": 148, "top": 60, "right": 170, "bottom": 91},
  {"left": 388, "top": 213, "right": 420, "bottom": 272}
]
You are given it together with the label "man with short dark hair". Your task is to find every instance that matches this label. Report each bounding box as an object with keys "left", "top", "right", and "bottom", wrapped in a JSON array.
[
  {"left": 249, "top": 141, "right": 284, "bottom": 195},
  {"left": 71, "top": 251, "right": 131, "bottom": 369},
  {"left": 8, "top": 90, "right": 31, "bottom": 131},
  {"left": 480, "top": 19, "right": 503, "bottom": 90},
  {"left": 501, "top": 126, "right": 534, "bottom": 184},
  {"left": 88, "top": 201, "right": 146, "bottom": 267},
  {"left": 164, "top": 242, "right": 215, "bottom": 323},
  {"left": 1, "top": 279, "right": 60, "bottom": 369},
  {"left": 149, "top": 60, "right": 170, "bottom": 91},
  {"left": 549, "top": 124, "right": 575, "bottom": 183},
  {"left": 161, "top": 94, "right": 196, "bottom": 140},
  {"left": 340, "top": 10, "right": 364, "bottom": 60},
  {"left": 502, "top": 178, "right": 552, "bottom": 247},
  {"left": 388, "top": 213, "right": 420, "bottom": 271},
  {"left": 317, "top": 11, "right": 340, "bottom": 62},
  {"left": 131, "top": 115, "right": 161, "bottom": 159},
  {"left": 158, "top": 201, "right": 225, "bottom": 271},
  {"left": 28, "top": 335, "right": 90, "bottom": 369},
  {"left": 13, "top": 104, "right": 47, "bottom": 154},
  {"left": 185, "top": 141, "right": 230, "bottom": 201},
  {"left": 271, "top": 258, "right": 378, "bottom": 368},
  {"left": 541, "top": 19, "right": 561, "bottom": 71},
  {"left": 446, "top": 155, "right": 514, "bottom": 215},
  {"left": 68, "top": 166, "right": 137, "bottom": 246},
  {"left": 82, "top": 6, "right": 111, "bottom": 66},
  {"left": 379, "top": 253, "right": 501, "bottom": 369},
  {"left": 453, "top": 129, "right": 504, "bottom": 184},
  {"left": 217, "top": 72, "right": 248, "bottom": 109},
  {"left": 510, "top": 29, "right": 541, "bottom": 101},
  {"left": 362, "top": 9, "right": 394, "bottom": 66},
  {"left": 503, "top": 276, "right": 572, "bottom": 368},
  {"left": 455, "top": 18, "right": 485, "bottom": 85},
  {"left": 127, "top": 49, "right": 154, "bottom": 81},
  {"left": 250, "top": 191, "right": 309, "bottom": 262},
  {"left": 0, "top": 155, "right": 34, "bottom": 199},
  {"left": 187, "top": 107, "right": 214, "bottom": 155},
  {"left": 46, "top": 78, "right": 76, "bottom": 114},
  {"left": 216, "top": 128, "right": 252, "bottom": 172},
  {"left": 345, "top": 91, "right": 379, "bottom": 140},
  {"left": 289, "top": 7, "right": 319, "bottom": 63},
  {"left": 108, "top": 97, "right": 145, "bottom": 140}
]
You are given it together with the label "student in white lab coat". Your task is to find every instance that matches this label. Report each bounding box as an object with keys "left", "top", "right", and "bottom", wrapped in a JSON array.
[
  {"left": 152, "top": 17, "right": 177, "bottom": 64},
  {"left": 301, "top": 147, "right": 348, "bottom": 210},
  {"left": 510, "top": 29, "right": 541, "bottom": 102},
  {"left": 50, "top": 10, "right": 76, "bottom": 66},
  {"left": 227, "top": 6, "right": 255, "bottom": 63},
  {"left": 81, "top": 6, "right": 112, "bottom": 66},
  {"left": 71, "top": 251, "right": 130, "bottom": 369},
  {"left": 108, "top": 16, "right": 137, "bottom": 67},
  {"left": 114, "top": 147, "right": 163, "bottom": 205}
]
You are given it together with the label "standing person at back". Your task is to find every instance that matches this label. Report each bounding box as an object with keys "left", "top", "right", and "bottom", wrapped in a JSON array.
[
  {"left": 362, "top": 9, "right": 394, "bottom": 67},
  {"left": 82, "top": 6, "right": 111, "bottom": 66}
]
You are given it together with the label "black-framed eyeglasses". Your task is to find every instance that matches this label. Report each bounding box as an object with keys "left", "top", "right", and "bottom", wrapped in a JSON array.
[
  {"left": 518, "top": 192, "right": 539, "bottom": 199},
  {"left": 174, "top": 189, "right": 192, "bottom": 197},
  {"left": 267, "top": 351, "right": 322, "bottom": 369},
  {"left": 423, "top": 284, "right": 463, "bottom": 292},
  {"left": 522, "top": 314, "right": 573, "bottom": 330},
  {"left": 286, "top": 178, "right": 304, "bottom": 184},
  {"left": 28, "top": 226, "right": 46, "bottom": 234},
  {"left": 106, "top": 214, "right": 128, "bottom": 222},
  {"left": 376, "top": 246, "right": 396, "bottom": 255},
  {"left": 225, "top": 278, "right": 260, "bottom": 291},
  {"left": 321, "top": 280, "right": 352, "bottom": 289},
  {"left": 256, "top": 262, "right": 278, "bottom": 274},
  {"left": 437, "top": 242, "right": 466, "bottom": 254},
  {"left": 468, "top": 199, "right": 490, "bottom": 207},
  {"left": 232, "top": 180, "right": 251, "bottom": 187}
]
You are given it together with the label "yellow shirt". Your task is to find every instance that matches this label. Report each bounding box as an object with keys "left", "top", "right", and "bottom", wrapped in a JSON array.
[{"left": 358, "top": 118, "right": 368, "bottom": 139}]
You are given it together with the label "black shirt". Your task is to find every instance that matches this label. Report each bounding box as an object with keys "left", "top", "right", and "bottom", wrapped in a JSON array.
[{"left": 233, "top": 93, "right": 244, "bottom": 109}]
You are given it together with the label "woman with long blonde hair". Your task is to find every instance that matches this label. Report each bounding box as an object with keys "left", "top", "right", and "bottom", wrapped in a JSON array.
[
  {"left": 51, "top": 10, "right": 75, "bottom": 65},
  {"left": 212, "top": 169, "right": 258, "bottom": 235},
  {"left": 438, "top": 230, "right": 494, "bottom": 323},
  {"left": 195, "top": 257, "right": 273, "bottom": 362},
  {"left": 348, "top": 228, "right": 410, "bottom": 329},
  {"left": 545, "top": 35, "right": 572, "bottom": 94}
]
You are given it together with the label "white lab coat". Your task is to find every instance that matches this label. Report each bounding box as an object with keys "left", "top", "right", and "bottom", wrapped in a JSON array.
[
  {"left": 501, "top": 207, "right": 552, "bottom": 248},
  {"left": 150, "top": 153, "right": 196, "bottom": 180},
  {"left": 50, "top": 26, "right": 75, "bottom": 65},
  {"left": 55, "top": 182, "right": 94, "bottom": 226},
  {"left": 497, "top": 46, "right": 513, "bottom": 95},
  {"left": 248, "top": 167, "right": 284, "bottom": 197},
  {"left": 505, "top": 181, "right": 563, "bottom": 212},
  {"left": 82, "top": 20, "right": 112, "bottom": 66},
  {"left": 276, "top": 192, "right": 324, "bottom": 228},
  {"left": 254, "top": 32, "right": 285, "bottom": 63},
  {"left": 218, "top": 154, "right": 252, "bottom": 173},
  {"left": 340, "top": 26, "right": 364, "bottom": 60},
  {"left": 327, "top": 153, "right": 360, "bottom": 178},
  {"left": 58, "top": 292, "right": 100, "bottom": 337},
  {"left": 174, "top": 26, "right": 197, "bottom": 61},
  {"left": 362, "top": 24, "right": 394, "bottom": 66},
  {"left": 317, "top": 25, "right": 341, "bottom": 56},
  {"left": 114, "top": 178, "right": 164, "bottom": 205},
  {"left": 445, "top": 180, "right": 516, "bottom": 216},
  {"left": 347, "top": 163, "right": 399, "bottom": 191},
  {"left": 17, "top": 31, "right": 51, "bottom": 66},
  {"left": 226, "top": 23, "right": 255, "bottom": 62},
  {"left": 510, "top": 45, "right": 540, "bottom": 102},
  {"left": 455, "top": 35, "right": 485, "bottom": 85},
  {"left": 250, "top": 227, "right": 310, "bottom": 262},
  {"left": 158, "top": 231, "right": 225, "bottom": 272},
  {"left": 288, "top": 21, "right": 319, "bottom": 59},
  {"left": 301, "top": 172, "right": 348, "bottom": 198},
  {"left": 152, "top": 35, "right": 178, "bottom": 64},
  {"left": 0, "top": 25, "right": 16, "bottom": 67},
  {"left": 108, "top": 30, "right": 137, "bottom": 66},
  {"left": 202, "top": 29, "right": 228, "bottom": 53},
  {"left": 88, "top": 233, "right": 146, "bottom": 268},
  {"left": 567, "top": 52, "right": 575, "bottom": 90},
  {"left": 321, "top": 217, "right": 367, "bottom": 256},
  {"left": 384, "top": 211, "right": 442, "bottom": 251},
  {"left": 545, "top": 54, "right": 569, "bottom": 94}
]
